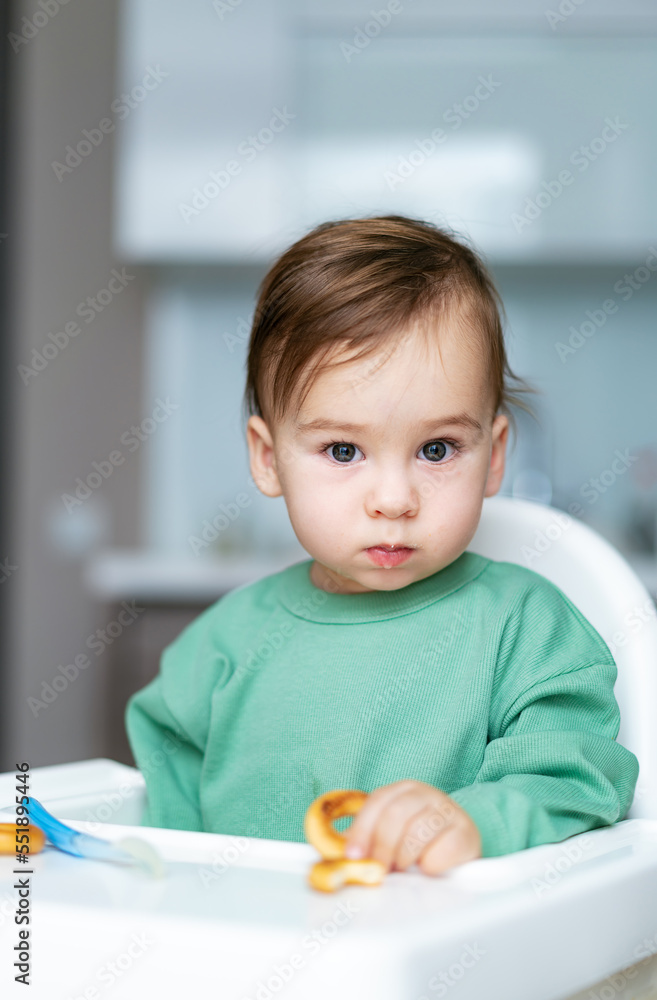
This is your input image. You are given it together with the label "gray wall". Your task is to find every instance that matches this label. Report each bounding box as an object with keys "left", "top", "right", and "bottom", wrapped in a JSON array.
[{"left": 4, "top": 0, "right": 145, "bottom": 768}]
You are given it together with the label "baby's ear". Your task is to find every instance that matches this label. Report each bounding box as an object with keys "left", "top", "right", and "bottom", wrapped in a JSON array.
[
  {"left": 484, "top": 414, "right": 509, "bottom": 498},
  {"left": 246, "top": 415, "right": 283, "bottom": 497}
]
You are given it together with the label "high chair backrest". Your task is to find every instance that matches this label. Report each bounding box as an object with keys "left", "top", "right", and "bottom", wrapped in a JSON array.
[{"left": 467, "top": 495, "right": 657, "bottom": 821}]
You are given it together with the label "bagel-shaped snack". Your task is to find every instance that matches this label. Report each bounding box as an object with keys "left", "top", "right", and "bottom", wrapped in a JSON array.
[
  {"left": 304, "top": 789, "right": 369, "bottom": 860},
  {"left": 0, "top": 823, "right": 46, "bottom": 855},
  {"left": 304, "top": 789, "right": 387, "bottom": 892},
  {"left": 308, "top": 857, "right": 386, "bottom": 893}
]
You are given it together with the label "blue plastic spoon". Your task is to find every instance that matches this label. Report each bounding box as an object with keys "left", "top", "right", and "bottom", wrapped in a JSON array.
[{"left": 4, "top": 798, "right": 165, "bottom": 876}]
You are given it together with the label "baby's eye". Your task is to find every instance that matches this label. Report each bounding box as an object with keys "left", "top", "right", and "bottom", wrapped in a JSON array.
[
  {"left": 421, "top": 440, "right": 458, "bottom": 463},
  {"left": 324, "top": 442, "right": 363, "bottom": 463},
  {"left": 321, "top": 439, "right": 460, "bottom": 464}
]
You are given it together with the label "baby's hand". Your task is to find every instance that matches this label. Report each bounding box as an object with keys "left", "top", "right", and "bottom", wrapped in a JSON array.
[{"left": 343, "top": 780, "right": 481, "bottom": 875}]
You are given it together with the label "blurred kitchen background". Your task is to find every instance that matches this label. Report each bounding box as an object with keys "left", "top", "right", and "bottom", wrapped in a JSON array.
[{"left": 1, "top": 0, "right": 656, "bottom": 770}]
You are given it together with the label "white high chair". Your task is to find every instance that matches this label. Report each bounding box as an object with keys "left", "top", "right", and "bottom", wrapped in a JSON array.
[
  {"left": 468, "top": 494, "right": 657, "bottom": 823},
  {"left": 1, "top": 495, "right": 657, "bottom": 1000}
]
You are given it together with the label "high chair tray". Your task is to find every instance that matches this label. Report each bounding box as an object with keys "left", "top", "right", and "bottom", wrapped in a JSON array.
[{"left": 1, "top": 759, "right": 655, "bottom": 1000}]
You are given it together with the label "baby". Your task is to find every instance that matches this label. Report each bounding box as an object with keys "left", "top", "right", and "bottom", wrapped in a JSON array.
[{"left": 125, "top": 214, "right": 639, "bottom": 876}]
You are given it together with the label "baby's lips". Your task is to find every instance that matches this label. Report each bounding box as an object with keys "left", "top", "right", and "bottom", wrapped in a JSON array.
[{"left": 344, "top": 844, "right": 364, "bottom": 859}]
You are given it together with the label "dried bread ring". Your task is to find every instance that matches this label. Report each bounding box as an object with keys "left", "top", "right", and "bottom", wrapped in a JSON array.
[
  {"left": 304, "top": 789, "right": 387, "bottom": 892},
  {"left": 304, "top": 789, "right": 369, "bottom": 860},
  {"left": 0, "top": 823, "right": 46, "bottom": 856},
  {"left": 308, "top": 857, "right": 386, "bottom": 893}
]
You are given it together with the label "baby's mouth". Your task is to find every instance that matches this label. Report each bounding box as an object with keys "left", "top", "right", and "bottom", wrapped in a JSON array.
[{"left": 365, "top": 545, "right": 415, "bottom": 568}]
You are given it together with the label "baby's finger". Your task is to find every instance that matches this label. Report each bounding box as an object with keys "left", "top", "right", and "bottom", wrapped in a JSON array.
[
  {"left": 393, "top": 803, "right": 457, "bottom": 871},
  {"left": 418, "top": 819, "right": 481, "bottom": 876},
  {"left": 343, "top": 781, "right": 419, "bottom": 859},
  {"left": 369, "top": 791, "right": 434, "bottom": 870}
]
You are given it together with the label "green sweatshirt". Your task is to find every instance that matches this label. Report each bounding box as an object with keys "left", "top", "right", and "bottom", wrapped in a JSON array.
[{"left": 125, "top": 550, "right": 639, "bottom": 858}]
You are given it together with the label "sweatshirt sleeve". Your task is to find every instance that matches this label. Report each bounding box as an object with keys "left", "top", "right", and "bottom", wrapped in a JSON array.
[
  {"left": 448, "top": 577, "right": 640, "bottom": 858},
  {"left": 124, "top": 603, "right": 232, "bottom": 832}
]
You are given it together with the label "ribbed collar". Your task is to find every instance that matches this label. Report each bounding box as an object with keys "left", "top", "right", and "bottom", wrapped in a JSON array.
[{"left": 277, "top": 550, "right": 489, "bottom": 624}]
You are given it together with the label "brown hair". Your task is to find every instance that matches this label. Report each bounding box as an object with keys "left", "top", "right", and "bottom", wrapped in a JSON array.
[{"left": 242, "top": 214, "right": 539, "bottom": 444}]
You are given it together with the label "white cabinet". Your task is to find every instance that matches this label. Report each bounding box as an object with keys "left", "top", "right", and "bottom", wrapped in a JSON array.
[
  {"left": 113, "top": 0, "right": 296, "bottom": 260},
  {"left": 113, "top": 1, "right": 657, "bottom": 264}
]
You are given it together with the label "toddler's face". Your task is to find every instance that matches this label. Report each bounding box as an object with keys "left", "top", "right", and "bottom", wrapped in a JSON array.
[{"left": 247, "top": 318, "right": 508, "bottom": 594}]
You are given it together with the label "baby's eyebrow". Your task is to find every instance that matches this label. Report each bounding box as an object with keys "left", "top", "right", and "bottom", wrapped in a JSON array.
[{"left": 296, "top": 413, "right": 484, "bottom": 436}]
